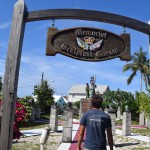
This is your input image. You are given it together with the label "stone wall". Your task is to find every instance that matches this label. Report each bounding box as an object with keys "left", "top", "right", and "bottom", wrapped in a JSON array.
[{"left": 79, "top": 98, "right": 91, "bottom": 119}]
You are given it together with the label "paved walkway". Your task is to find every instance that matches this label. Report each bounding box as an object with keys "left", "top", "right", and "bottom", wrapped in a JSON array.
[
  {"left": 21, "top": 120, "right": 150, "bottom": 150},
  {"left": 58, "top": 122, "right": 150, "bottom": 150}
]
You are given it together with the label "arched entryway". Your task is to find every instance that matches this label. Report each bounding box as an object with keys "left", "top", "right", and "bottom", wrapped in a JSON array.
[{"left": 0, "top": 0, "right": 150, "bottom": 149}]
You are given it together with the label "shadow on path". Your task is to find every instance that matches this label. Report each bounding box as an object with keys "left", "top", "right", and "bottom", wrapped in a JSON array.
[
  {"left": 71, "top": 140, "right": 85, "bottom": 144},
  {"left": 12, "top": 141, "right": 26, "bottom": 144},
  {"left": 115, "top": 142, "right": 140, "bottom": 147}
]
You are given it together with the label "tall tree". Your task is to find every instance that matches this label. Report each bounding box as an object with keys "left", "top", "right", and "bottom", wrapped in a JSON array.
[
  {"left": 33, "top": 80, "right": 54, "bottom": 114},
  {"left": 139, "top": 91, "right": 150, "bottom": 119},
  {"left": 123, "top": 47, "right": 150, "bottom": 92},
  {"left": 103, "top": 89, "right": 139, "bottom": 120}
]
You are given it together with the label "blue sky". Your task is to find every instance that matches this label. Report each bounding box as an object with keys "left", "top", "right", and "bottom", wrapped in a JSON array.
[{"left": 0, "top": 0, "right": 150, "bottom": 97}]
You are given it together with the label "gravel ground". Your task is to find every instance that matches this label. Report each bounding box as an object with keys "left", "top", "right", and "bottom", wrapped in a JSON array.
[
  {"left": 12, "top": 132, "right": 150, "bottom": 150},
  {"left": 12, "top": 132, "right": 62, "bottom": 150},
  {"left": 114, "top": 135, "right": 149, "bottom": 150}
]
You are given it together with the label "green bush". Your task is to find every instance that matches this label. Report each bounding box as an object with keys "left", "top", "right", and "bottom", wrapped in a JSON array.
[{"left": 74, "top": 100, "right": 80, "bottom": 109}]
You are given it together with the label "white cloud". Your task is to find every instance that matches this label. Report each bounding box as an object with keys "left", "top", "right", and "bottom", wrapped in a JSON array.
[
  {"left": 0, "top": 39, "right": 7, "bottom": 49},
  {"left": 0, "top": 58, "right": 4, "bottom": 64},
  {"left": 0, "top": 43, "right": 5, "bottom": 48},
  {"left": 38, "top": 64, "right": 50, "bottom": 71},
  {"left": 21, "top": 56, "right": 32, "bottom": 63},
  {"left": 25, "top": 22, "right": 50, "bottom": 35},
  {"left": 0, "top": 58, "right": 5, "bottom": 76},
  {"left": 21, "top": 55, "right": 52, "bottom": 71},
  {"left": 54, "top": 62, "right": 67, "bottom": 67},
  {"left": 0, "top": 22, "right": 10, "bottom": 30},
  {"left": 87, "top": 69, "right": 127, "bottom": 83},
  {"left": 69, "top": 65, "right": 78, "bottom": 69}
]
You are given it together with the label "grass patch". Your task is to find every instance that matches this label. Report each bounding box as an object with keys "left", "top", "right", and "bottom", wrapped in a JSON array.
[
  {"left": 12, "top": 143, "right": 40, "bottom": 150},
  {"left": 130, "top": 148, "right": 149, "bottom": 150},
  {"left": 20, "top": 121, "right": 48, "bottom": 130},
  {"left": 73, "top": 115, "right": 79, "bottom": 120},
  {"left": 41, "top": 114, "right": 65, "bottom": 121},
  {"left": 131, "top": 120, "right": 139, "bottom": 125},
  {"left": 19, "top": 115, "right": 65, "bottom": 130},
  {"left": 116, "top": 119, "right": 122, "bottom": 125},
  {"left": 57, "top": 116, "right": 64, "bottom": 121},
  {"left": 131, "top": 128, "right": 150, "bottom": 136},
  {"left": 116, "top": 119, "right": 139, "bottom": 125},
  {"left": 40, "top": 114, "right": 50, "bottom": 120},
  {"left": 19, "top": 114, "right": 79, "bottom": 130}
]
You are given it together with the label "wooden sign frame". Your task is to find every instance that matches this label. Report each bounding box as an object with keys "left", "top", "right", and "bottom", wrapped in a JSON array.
[{"left": 46, "top": 27, "right": 131, "bottom": 61}]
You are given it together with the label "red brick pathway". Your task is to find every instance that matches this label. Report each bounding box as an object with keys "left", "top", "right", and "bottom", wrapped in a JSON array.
[{"left": 69, "top": 127, "right": 86, "bottom": 150}]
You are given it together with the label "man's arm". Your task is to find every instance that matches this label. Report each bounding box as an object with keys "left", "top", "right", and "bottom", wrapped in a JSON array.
[
  {"left": 106, "top": 127, "right": 113, "bottom": 150},
  {"left": 77, "top": 125, "right": 85, "bottom": 150}
]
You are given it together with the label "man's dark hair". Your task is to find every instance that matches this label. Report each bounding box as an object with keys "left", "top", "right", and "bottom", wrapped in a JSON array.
[{"left": 91, "top": 95, "right": 103, "bottom": 109}]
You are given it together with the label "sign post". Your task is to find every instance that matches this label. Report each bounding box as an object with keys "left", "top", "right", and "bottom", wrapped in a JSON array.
[{"left": 0, "top": 0, "right": 26, "bottom": 149}]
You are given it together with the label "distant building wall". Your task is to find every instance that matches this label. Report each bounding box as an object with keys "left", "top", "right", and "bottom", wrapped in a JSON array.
[
  {"left": 68, "top": 84, "right": 110, "bottom": 102},
  {"left": 57, "top": 97, "right": 66, "bottom": 108},
  {"left": 68, "top": 93, "right": 86, "bottom": 102}
]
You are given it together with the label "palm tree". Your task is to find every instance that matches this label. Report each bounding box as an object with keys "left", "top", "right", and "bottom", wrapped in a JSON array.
[{"left": 123, "top": 47, "right": 150, "bottom": 92}]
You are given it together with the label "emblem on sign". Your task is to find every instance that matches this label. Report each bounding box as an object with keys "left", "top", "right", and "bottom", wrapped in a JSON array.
[{"left": 76, "top": 36, "right": 103, "bottom": 51}]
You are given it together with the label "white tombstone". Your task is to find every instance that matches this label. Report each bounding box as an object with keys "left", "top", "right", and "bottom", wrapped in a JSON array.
[
  {"left": 145, "top": 118, "right": 150, "bottom": 128},
  {"left": 50, "top": 106, "right": 58, "bottom": 132},
  {"left": 62, "top": 109, "right": 73, "bottom": 143},
  {"left": 108, "top": 104, "right": 116, "bottom": 145},
  {"left": 117, "top": 106, "right": 121, "bottom": 119},
  {"left": 139, "top": 112, "right": 145, "bottom": 126},
  {"left": 122, "top": 105, "right": 131, "bottom": 136}
]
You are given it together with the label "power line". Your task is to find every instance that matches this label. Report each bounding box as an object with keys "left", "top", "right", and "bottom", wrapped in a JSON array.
[
  {"left": 18, "top": 85, "right": 34, "bottom": 88},
  {"left": 20, "top": 71, "right": 41, "bottom": 80},
  {"left": 20, "top": 67, "right": 42, "bottom": 76}
]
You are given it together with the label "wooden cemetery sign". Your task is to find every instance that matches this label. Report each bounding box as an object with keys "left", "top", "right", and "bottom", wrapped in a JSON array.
[{"left": 46, "top": 27, "right": 131, "bottom": 61}]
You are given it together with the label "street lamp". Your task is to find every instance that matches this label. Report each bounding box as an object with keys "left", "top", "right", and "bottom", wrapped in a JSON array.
[{"left": 49, "top": 80, "right": 54, "bottom": 87}]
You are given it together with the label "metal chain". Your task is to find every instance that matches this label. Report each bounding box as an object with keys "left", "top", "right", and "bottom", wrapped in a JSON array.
[
  {"left": 123, "top": 26, "right": 126, "bottom": 33},
  {"left": 52, "top": 18, "right": 55, "bottom": 27}
]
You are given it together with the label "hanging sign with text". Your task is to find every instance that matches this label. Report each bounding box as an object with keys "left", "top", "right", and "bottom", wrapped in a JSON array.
[{"left": 46, "top": 27, "right": 130, "bottom": 61}]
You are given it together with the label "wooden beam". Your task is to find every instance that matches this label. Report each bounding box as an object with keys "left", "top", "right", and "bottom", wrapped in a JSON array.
[
  {"left": 25, "top": 9, "right": 150, "bottom": 35},
  {"left": 0, "top": 0, "right": 26, "bottom": 149}
]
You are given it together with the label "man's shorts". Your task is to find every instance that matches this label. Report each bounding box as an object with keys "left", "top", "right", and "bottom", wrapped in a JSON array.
[{"left": 83, "top": 147, "right": 91, "bottom": 150}]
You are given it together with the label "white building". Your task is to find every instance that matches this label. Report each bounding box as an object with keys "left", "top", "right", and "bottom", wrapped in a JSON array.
[{"left": 68, "top": 84, "right": 109, "bottom": 102}]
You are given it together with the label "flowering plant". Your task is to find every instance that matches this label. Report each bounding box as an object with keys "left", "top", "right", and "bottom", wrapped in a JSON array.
[
  {"left": 13, "top": 101, "right": 29, "bottom": 139},
  {"left": 0, "top": 97, "right": 31, "bottom": 139}
]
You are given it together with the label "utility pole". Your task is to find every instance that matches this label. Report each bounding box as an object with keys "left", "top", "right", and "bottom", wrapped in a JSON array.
[{"left": 41, "top": 72, "right": 44, "bottom": 87}]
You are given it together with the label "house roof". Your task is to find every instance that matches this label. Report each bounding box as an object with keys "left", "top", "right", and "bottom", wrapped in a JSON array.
[
  {"left": 68, "top": 84, "right": 109, "bottom": 94},
  {"left": 53, "top": 95, "right": 68, "bottom": 103}
]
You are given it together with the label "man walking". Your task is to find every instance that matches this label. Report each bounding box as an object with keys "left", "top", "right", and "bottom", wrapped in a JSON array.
[{"left": 77, "top": 95, "right": 113, "bottom": 150}]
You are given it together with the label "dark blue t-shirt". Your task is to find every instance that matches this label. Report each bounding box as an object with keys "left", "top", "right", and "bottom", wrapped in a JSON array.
[{"left": 80, "top": 109, "right": 112, "bottom": 150}]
